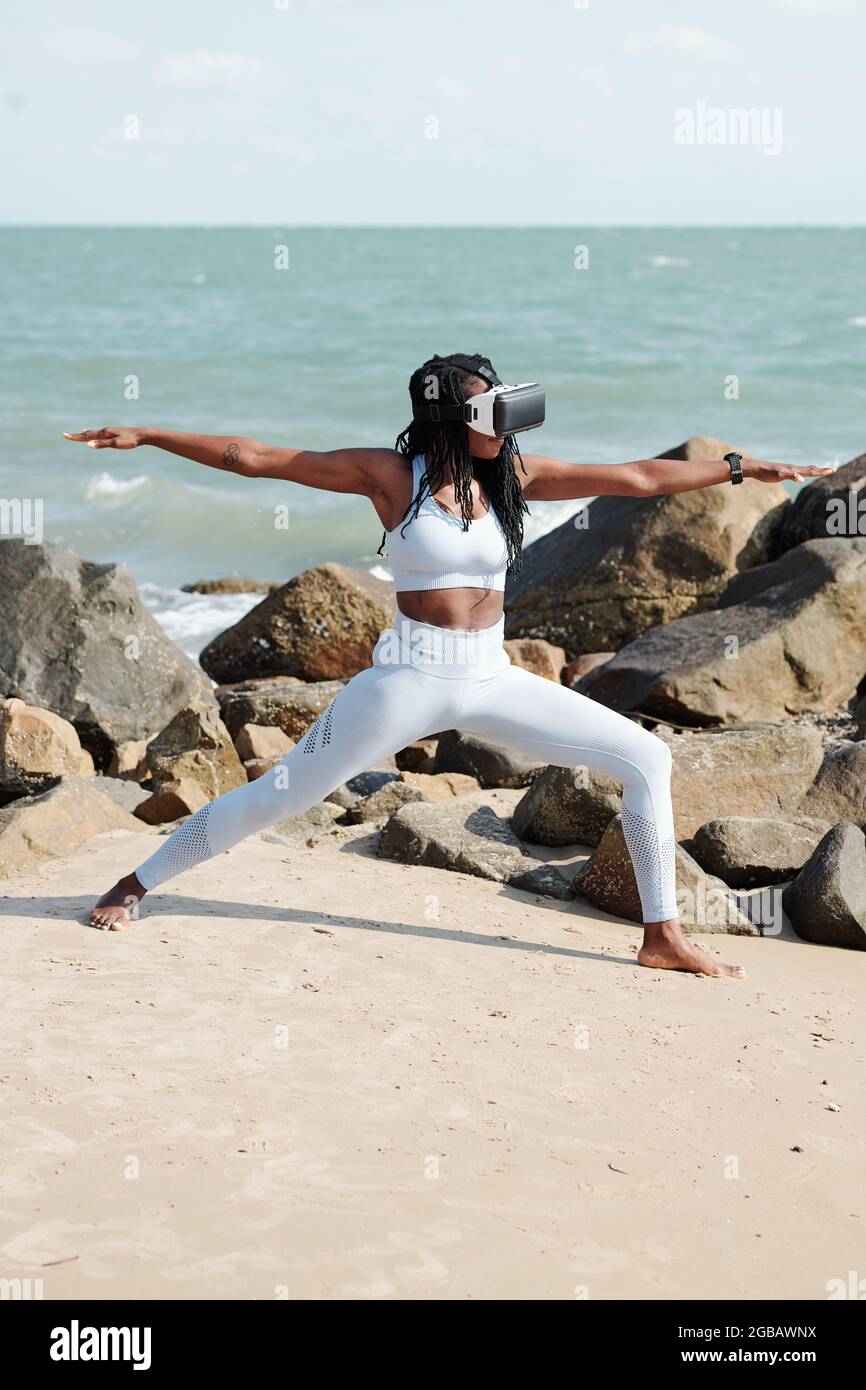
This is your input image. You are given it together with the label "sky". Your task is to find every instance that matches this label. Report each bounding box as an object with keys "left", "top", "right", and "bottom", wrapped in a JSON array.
[{"left": 1, "top": 0, "right": 864, "bottom": 225}]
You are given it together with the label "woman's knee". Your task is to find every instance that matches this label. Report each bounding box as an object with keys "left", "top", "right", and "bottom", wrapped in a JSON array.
[{"left": 622, "top": 728, "right": 673, "bottom": 795}]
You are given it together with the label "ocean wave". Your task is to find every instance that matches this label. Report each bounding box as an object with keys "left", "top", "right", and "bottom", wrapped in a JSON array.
[
  {"left": 85, "top": 471, "right": 150, "bottom": 503},
  {"left": 139, "top": 581, "right": 264, "bottom": 661},
  {"left": 846, "top": 315, "right": 866, "bottom": 327},
  {"left": 649, "top": 255, "right": 690, "bottom": 268}
]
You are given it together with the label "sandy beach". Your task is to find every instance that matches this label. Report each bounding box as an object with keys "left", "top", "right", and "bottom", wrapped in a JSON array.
[{"left": 1, "top": 809, "right": 861, "bottom": 1302}]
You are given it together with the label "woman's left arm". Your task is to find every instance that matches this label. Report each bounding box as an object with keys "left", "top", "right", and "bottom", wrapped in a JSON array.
[{"left": 519, "top": 453, "right": 836, "bottom": 500}]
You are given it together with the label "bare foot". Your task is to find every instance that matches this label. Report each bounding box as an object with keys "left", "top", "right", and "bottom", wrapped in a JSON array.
[
  {"left": 637, "top": 919, "right": 746, "bottom": 979},
  {"left": 89, "top": 873, "right": 147, "bottom": 931}
]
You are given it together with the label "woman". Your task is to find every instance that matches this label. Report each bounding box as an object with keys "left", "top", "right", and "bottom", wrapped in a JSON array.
[{"left": 65, "top": 352, "right": 832, "bottom": 973}]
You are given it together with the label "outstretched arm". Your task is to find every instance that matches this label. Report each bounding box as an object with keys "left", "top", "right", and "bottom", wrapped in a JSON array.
[
  {"left": 63, "top": 426, "right": 398, "bottom": 498},
  {"left": 519, "top": 452, "right": 835, "bottom": 500}
]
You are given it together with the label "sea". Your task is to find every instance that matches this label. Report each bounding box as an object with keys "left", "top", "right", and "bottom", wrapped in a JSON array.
[{"left": 2, "top": 227, "right": 864, "bottom": 658}]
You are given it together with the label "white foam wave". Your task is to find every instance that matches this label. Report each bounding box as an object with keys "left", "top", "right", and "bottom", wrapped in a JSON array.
[
  {"left": 138, "top": 581, "right": 265, "bottom": 661},
  {"left": 846, "top": 315, "right": 866, "bottom": 327},
  {"left": 85, "top": 471, "right": 149, "bottom": 503},
  {"left": 649, "top": 255, "right": 690, "bottom": 268}
]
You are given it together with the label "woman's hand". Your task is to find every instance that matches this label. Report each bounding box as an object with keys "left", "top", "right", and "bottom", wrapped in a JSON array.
[
  {"left": 63, "top": 427, "right": 146, "bottom": 449},
  {"left": 742, "top": 456, "right": 836, "bottom": 484}
]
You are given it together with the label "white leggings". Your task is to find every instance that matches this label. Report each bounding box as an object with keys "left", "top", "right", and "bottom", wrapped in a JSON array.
[{"left": 134, "top": 615, "right": 678, "bottom": 921}]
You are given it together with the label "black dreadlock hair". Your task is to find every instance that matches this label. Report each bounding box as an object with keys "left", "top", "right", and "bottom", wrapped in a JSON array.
[{"left": 376, "top": 352, "right": 530, "bottom": 577}]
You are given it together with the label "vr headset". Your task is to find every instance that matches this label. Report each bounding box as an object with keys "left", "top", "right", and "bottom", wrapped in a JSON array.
[{"left": 413, "top": 358, "right": 545, "bottom": 438}]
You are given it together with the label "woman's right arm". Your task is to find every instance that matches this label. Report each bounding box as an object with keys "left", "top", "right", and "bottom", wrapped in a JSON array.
[{"left": 63, "top": 426, "right": 397, "bottom": 498}]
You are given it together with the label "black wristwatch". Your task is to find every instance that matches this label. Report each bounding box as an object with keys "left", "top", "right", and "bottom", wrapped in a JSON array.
[{"left": 724, "top": 451, "right": 744, "bottom": 485}]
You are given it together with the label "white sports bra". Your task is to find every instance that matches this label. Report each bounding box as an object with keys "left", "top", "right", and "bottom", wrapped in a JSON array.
[{"left": 384, "top": 454, "right": 509, "bottom": 593}]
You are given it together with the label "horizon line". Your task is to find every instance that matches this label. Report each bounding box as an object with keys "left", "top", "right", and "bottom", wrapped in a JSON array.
[{"left": 1, "top": 222, "right": 865, "bottom": 232}]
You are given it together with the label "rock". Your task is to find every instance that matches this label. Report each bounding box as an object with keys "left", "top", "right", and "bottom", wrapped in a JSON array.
[
  {"left": 200, "top": 563, "right": 396, "bottom": 684},
  {"left": 134, "top": 778, "right": 210, "bottom": 824},
  {"left": 504, "top": 436, "right": 787, "bottom": 654},
  {"left": 0, "top": 776, "right": 145, "bottom": 878},
  {"left": 378, "top": 797, "right": 575, "bottom": 900},
  {"left": 664, "top": 725, "right": 825, "bottom": 838},
  {"left": 564, "top": 652, "right": 616, "bottom": 688},
  {"left": 182, "top": 578, "right": 280, "bottom": 595},
  {"left": 216, "top": 677, "right": 345, "bottom": 742},
  {"left": 144, "top": 699, "right": 246, "bottom": 800},
  {"left": 323, "top": 768, "right": 400, "bottom": 811},
  {"left": 88, "top": 775, "right": 152, "bottom": 815},
  {"left": 511, "top": 724, "right": 823, "bottom": 846},
  {"left": 107, "top": 739, "right": 150, "bottom": 781},
  {"left": 590, "top": 538, "right": 866, "bottom": 724},
  {"left": 395, "top": 739, "right": 439, "bottom": 773},
  {"left": 688, "top": 816, "right": 833, "bottom": 889},
  {"left": 343, "top": 778, "right": 429, "bottom": 824},
  {"left": 797, "top": 742, "right": 866, "bottom": 828},
  {"left": 78, "top": 749, "right": 96, "bottom": 776},
  {"left": 782, "top": 823, "right": 866, "bottom": 950},
  {"left": 512, "top": 765, "right": 622, "bottom": 847},
  {"left": 346, "top": 769, "right": 400, "bottom": 797},
  {"left": 573, "top": 815, "right": 756, "bottom": 933},
  {"left": 343, "top": 768, "right": 479, "bottom": 822},
  {"left": 502, "top": 638, "right": 566, "bottom": 682},
  {"left": 244, "top": 757, "right": 282, "bottom": 781},
  {"left": 262, "top": 801, "right": 345, "bottom": 848},
  {"left": 775, "top": 451, "right": 866, "bottom": 552},
  {"left": 0, "top": 698, "right": 82, "bottom": 796},
  {"left": 0, "top": 540, "right": 214, "bottom": 768},
  {"left": 853, "top": 694, "right": 866, "bottom": 739},
  {"left": 434, "top": 730, "right": 544, "bottom": 788},
  {"left": 400, "top": 771, "right": 480, "bottom": 801},
  {"left": 233, "top": 722, "right": 294, "bottom": 763}
]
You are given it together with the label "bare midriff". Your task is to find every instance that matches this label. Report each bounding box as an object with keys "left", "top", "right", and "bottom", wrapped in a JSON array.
[{"left": 395, "top": 587, "right": 505, "bottom": 631}]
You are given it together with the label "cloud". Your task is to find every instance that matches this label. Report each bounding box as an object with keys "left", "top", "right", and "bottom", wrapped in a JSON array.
[
  {"left": 155, "top": 50, "right": 269, "bottom": 90},
  {"left": 623, "top": 26, "right": 742, "bottom": 61}
]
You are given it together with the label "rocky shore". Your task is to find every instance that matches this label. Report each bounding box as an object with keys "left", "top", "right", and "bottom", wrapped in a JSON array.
[{"left": 1, "top": 436, "right": 864, "bottom": 946}]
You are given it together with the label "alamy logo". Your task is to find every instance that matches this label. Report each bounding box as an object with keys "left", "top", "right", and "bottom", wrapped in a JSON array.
[{"left": 49, "top": 1320, "right": 152, "bottom": 1371}]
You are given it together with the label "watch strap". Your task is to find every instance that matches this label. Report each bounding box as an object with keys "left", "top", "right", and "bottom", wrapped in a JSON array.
[{"left": 724, "top": 451, "right": 744, "bottom": 485}]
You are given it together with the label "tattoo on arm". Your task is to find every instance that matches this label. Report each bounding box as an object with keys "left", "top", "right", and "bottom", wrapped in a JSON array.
[{"left": 222, "top": 442, "right": 240, "bottom": 470}]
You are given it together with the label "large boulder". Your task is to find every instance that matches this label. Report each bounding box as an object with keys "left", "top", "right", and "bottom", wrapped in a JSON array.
[
  {"left": 433, "top": 730, "right": 543, "bottom": 788},
  {"left": 782, "top": 823, "right": 866, "bottom": 950},
  {"left": 512, "top": 765, "right": 622, "bottom": 846},
  {"left": 510, "top": 724, "right": 824, "bottom": 845},
  {"left": 590, "top": 538, "right": 866, "bottom": 724},
  {"left": 0, "top": 698, "right": 83, "bottom": 798},
  {"left": 688, "top": 815, "right": 832, "bottom": 889},
  {"left": 572, "top": 815, "right": 756, "bottom": 934},
  {"left": 0, "top": 776, "right": 145, "bottom": 878},
  {"left": 200, "top": 563, "right": 395, "bottom": 684},
  {"left": 502, "top": 638, "right": 566, "bottom": 682},
  {"left": 378, "top": 797, "right": 575, "bottom": 900},
  {"left": 143, "top": 699, "right": 246, "bottom": 799},
  {"left": 504, "top": 436, "right": 787, "bottom": 654},
  {"left": 775, "top": 451, "right": 866, "bottom": 553},
  {"left": 664, "top": 725, "right": 825, "bottom": 838},
  {"left": 216, "top": 677, "right": 345, "bottom": 742},
  {"left": 0, "top": 541, "right": 213, "bottom": 768},
  {"left": 797, "top": 742, "right": 866, "bottom": 828}
]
